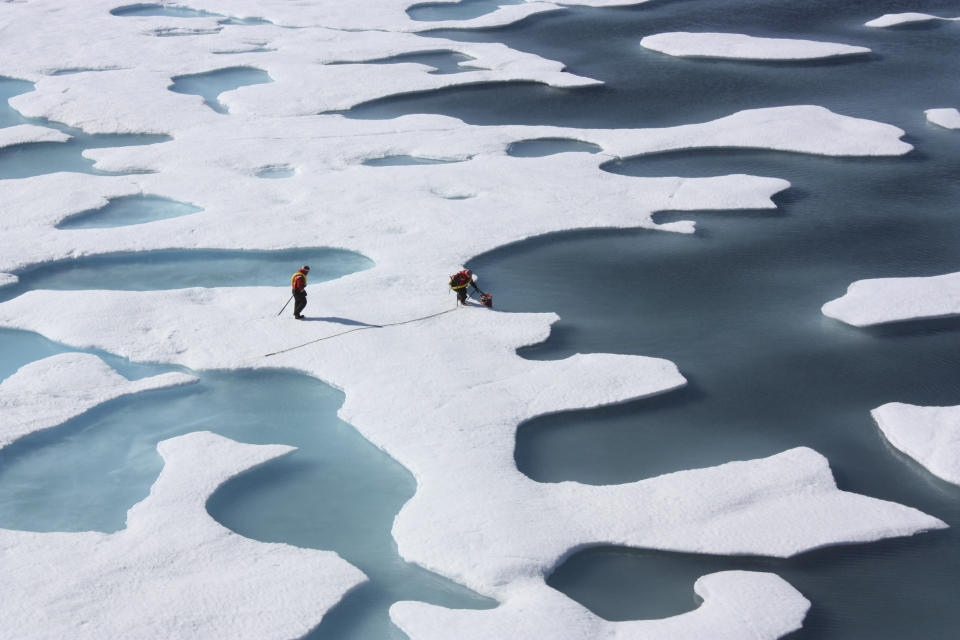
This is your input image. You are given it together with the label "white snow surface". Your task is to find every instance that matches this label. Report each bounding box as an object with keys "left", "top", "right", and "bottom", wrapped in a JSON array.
[
  {"left": 822, "top": 271, "right": 960, "bottom": 326},
  {"left": 0, "top": 273, "right": 16, "bottom": 287},
  {"left": 0, "top": 1, "right": 945, "bottom": 638},
  {"left": 0, "top": 431, "right": 367, "bottom": 639},
  {"left": 872, "top": 403, "right": 960, "bottom": 486},
  {"left": 866, "top": 13, "right": 960, "bottom": 28},
  {"left": 0, "top": 123, "right": 70, "bottom": 150},
  {"left": 393, "top": 571, "right": 810, "bottom": 640},
  {"left": 641, "top": 32, "right": 870, "bottom": 60},
  {"left": 926, "top": 107, "right": 960, "bottom": 129},
  {"left": 0, "top": 352, "right": 196, "bottom": 449}
]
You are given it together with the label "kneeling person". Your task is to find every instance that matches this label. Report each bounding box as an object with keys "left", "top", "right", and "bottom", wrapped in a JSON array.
[{"left": 449, "top": 269, "right": 487, "bottom": 306}]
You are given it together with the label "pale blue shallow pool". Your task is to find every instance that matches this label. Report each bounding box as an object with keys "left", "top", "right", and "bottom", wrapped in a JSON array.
[{"left": 0, "top": 248, "right": 373, "bottom": 304}]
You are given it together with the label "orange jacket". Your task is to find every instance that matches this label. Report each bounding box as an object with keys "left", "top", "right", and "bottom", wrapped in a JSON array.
[{"left": 291, "top": 270, "right": 308, "bottom": 291}]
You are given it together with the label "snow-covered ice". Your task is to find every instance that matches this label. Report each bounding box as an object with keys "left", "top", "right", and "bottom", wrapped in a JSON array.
[
  {"left": 0, "top": 352, "right": 195, "bottom": 449},
  {"left": 0, "top": 106, "right": 909, "bottom": 272},
  {"left": 866, "top": 13, "right": 960, "bottom": 28},
  {"left": 0, "top": 0, "right": 949, "bottom": 637},
  {"left": 926, "top": 107, "right": 960, "bottom": 130},
  {"left": 0, "top": 431, "right": 367, "bottom": 639},
  {"left": 872, "top": 403, "right": 960, "bottom": 486},
  {"left": 640, "top": 32, "right": 870, "bottom": 60},
  {"left": 0, "top": 123, "right": 70, "bottom": 150},
  {"left": 0, "top": 290, "right": 946, "bottom": 594},
  {"left": 393, "top": 571, "right": 810, "bottom": 640},
  {"left": 822, "top": 271, "right": 960, "bottom": 326}
]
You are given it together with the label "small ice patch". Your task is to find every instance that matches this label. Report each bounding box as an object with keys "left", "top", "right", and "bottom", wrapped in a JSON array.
[
  {"left": 866, "top": 13, "right": 960, "bottom": 28},
  {"left": 640, "top": 32, "right": 871, "bottom": 60},
  {"left": 822, "top": 271, "right": 960, "bottom": 326},
  {"left": 872, "top": 403, "right": 960, "bottom": 486},
  {"left": 0, "top": 124, "right": 70, "bottom": 151},
  {"left": 926, "top": 108, "right": 960, "bottom": 130}
]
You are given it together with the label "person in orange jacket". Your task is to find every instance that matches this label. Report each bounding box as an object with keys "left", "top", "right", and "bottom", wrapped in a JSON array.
[{"left": 291, "top": 265, "right": 310, "bottom": 319}]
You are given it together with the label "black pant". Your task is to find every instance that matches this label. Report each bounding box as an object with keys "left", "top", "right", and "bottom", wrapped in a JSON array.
[
  {"left": 293, "top": 290, "right": 307, "bottom": 317},
  {"left": 456, "top": 288, "right": 468, "bottom": 304}
]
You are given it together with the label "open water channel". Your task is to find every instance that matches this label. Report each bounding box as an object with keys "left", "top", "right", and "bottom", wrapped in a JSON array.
[{"left": 2, "top": 0, "right": 960, "bottom": 638}]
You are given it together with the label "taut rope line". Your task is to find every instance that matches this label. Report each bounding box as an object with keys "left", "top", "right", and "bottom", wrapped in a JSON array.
[{"left": 261, "top": 301, "right": 461, "bottom": 358}]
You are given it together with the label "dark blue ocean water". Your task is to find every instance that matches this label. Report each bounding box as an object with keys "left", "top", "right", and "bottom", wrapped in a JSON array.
[
  {"left": 453, "top": 1, "right": 960, "bottom": 638},
  {"left": 2, "top": 1, "right": 960, "bottom": 638}
]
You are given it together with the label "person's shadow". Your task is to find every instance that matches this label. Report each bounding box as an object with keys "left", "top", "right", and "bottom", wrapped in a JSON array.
[{"left": 303, "top": 316, "right": 381, "bottom": 327}]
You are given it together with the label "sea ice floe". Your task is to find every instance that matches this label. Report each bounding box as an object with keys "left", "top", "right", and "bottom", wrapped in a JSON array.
[
  {"left": 0, "top": 123, "right": 70, "bottom": 150},
  {"left": 392, "top": 571, "right": 809, "bottom": 640},
  {"left": 866, "top": 13, "right": 960, "bottom": 28},
  {"left": 0, "top": 352, "right": 195, "bottom": 449},
  {"left": 821, "top": 271, "right": 960, "bottom": 326},
  {"left": 640, "top": 32, "right": 870, "bottom": 60},
  {"left": 872, "top": 403, "right": 960, "bottom": 486},
  {"left": 0, "top": 273, "right": 16, "bottom": 288},
  {"left": 0, "top": 105, "right": 907, "bottom": 270},
  {"left": 1, "top": 112, "right": 806, "bottom": 271},
  {"left": 0, "top": 290, "right": 945, "bottom": 598},
  {"left": 926, "top": 108, "right": 960, "bottom": 130},
  {"left": 0, "top": 430, "right": 367, "bottom": 639},
  {"left": 0, "top": 1, "right": 947, "bottom": 637}
]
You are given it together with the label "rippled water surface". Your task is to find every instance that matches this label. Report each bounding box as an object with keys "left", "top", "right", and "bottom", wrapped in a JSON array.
[{"left": 459, "top": 1, "right": 960, "bottom": 637}]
